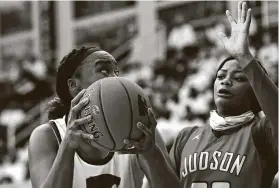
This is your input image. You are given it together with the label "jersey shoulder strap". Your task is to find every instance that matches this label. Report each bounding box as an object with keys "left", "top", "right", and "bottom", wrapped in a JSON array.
[{"left": 49, "top": 121, "right": 62, "bottom": 145}]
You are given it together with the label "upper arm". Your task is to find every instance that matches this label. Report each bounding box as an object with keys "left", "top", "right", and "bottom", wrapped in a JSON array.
[
  {"left": 257, "top": 116, "right": 277, "bottom": 152},
  {"left": 155, "top": 128, "right": 169, "bottom": 158},
  {"left": 252, "top": 117, "right": 278, "bottom": 173},
  {"left": 28, "top": 123, "right": 59, "bottom": 188},
  {"left": 243, "top": 60, "right": 278, "bottom": 141},
  {"left": 135, "top": 129, "right": 177, "bottom": 188}
]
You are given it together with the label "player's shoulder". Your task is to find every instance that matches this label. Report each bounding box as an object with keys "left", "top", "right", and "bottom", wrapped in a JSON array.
[
  {"left": 251, "top": 114, "right": 269, "bottom": 133},
  {"left": 29, "top": 121, "right": 58, "bottom": 149},
  {"left": 174, "top": 125, "right": 202, "bottom": 146},
  {"left": 30, "top": 122, "right": 53, "bottom": 138},
  {"left": 177, "top": 125, "right": 203, "bottom": 139}
]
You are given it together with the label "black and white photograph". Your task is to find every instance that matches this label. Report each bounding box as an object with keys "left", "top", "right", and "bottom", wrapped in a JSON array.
[{"left": 0, "top": 1, "right": 278, "bottom": 188}]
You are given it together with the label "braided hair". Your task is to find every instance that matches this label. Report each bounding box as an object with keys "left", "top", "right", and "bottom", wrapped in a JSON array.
[{"left": 47, "top": 46, "right": 102, "bottom": 120}]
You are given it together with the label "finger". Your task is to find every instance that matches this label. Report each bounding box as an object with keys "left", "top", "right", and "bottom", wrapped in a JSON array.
[
  {"left": 148, "top": 108, "right": 157, "bottom": 127},
  {"left": 137, "top": 122, "right": 152, "bottom": 137},
  {"left": 226, "top": 10, "right": 236, "bottom": 25},
  {"left": 218, "top": 32, "right": 229, "bottom": 47},
  {"left": 124, "top": 139, "right": 142, "bottom": 149},
  {"left": 81, "top": 132, "right": 94, "bottom": 140},
  {"left": 71, "top": 115, "right": 92, "bottom": 129},
  {"left": 245, "top": 8, "right": 252, "bottom": 31},
  {"left": 71, "top": 97, "right": 89, "bottom": 117},
  {"left": 241, "top": 2, "right": 247, "bottom": 23},
  {"left": 118, "top": 148, "right": 143, "bottom": 154},
  {"left": 70, "top": 89, "right": 86, "bottom": 108},
  {"left": 123, "top": 142, "right": 134, "bottom": 150},
  {"left": 238, "top": 1, "right": 243, "bottom": 23}
]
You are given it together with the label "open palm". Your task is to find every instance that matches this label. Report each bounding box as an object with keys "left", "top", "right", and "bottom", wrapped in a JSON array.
[{"left": 218, "top": 1, "right": 252, "bottom": 58}]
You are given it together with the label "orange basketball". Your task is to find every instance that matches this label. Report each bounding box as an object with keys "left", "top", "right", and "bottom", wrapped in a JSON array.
[{"left": 79, "top": 77, "right": 151, "bottom": 151}]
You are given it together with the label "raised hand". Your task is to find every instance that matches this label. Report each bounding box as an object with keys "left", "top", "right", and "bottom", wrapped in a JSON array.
[{"left": 218, "top": 1, "right": 254, "bottom": 62}]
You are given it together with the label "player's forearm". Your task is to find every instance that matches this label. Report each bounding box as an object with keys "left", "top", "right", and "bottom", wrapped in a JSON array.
[
  {"left": 40, "top": 140, "right": 75, "bottom": 188},
  {"left": 241, "top": 57, "right": 278, "bottom": 138},
  {"left": 139, "top": 145, "right": 180, "bottom": 188}
]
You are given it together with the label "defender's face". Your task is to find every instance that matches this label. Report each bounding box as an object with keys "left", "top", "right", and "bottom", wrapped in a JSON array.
[{"left": 214, "top": 60, "right": 253, "bottom": 115}]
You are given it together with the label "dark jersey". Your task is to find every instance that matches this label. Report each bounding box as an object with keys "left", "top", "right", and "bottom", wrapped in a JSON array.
[{"left": 170, "top": 116, "right": 277, "bottom": 188}]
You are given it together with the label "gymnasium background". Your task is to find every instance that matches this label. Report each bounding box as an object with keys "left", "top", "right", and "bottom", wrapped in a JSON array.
[{"left": 0, "top": 1, "right": 277, "bottom": 188}]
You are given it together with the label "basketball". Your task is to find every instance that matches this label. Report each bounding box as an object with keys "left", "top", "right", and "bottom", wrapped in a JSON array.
[{"left": 79, "top": 77, "right": 151, "bottom": 151}]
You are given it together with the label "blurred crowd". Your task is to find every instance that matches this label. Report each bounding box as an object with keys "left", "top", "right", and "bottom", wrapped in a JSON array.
[
  {"left": 0, "top": 8, "right": 278, "bottom": 187},
  {"left": 0, "top": 55, "right": 53, "bottom": 185}
]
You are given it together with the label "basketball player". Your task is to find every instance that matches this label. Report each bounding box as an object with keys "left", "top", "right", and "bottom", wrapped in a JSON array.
[
  {"left": 28, "top": 47, "right": 179, "bottom": 188},
  {"left": 170, "top": 1, "right": 278, "bottom": 188}
]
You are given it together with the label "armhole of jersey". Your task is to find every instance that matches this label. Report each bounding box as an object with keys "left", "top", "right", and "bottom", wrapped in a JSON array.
[{"left": 49, "top": 121, "right": 62, "bottom": 145}]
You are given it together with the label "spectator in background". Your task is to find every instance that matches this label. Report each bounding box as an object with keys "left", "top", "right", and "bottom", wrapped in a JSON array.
[
  {"left": 22, "top": 55, "right": 47, "bottom": 81},
  {"left": 257, "top": 30, "right": 278, "bottom": 85},
  {"left": 14, "top": 55, "right": 52, "bottom": 109},
  {"left": 167, "top": 13, "right": 197, "bottom": 50}
]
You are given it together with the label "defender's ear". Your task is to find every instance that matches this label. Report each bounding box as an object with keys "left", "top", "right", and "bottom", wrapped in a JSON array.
[{"left": 68, "top": 78, "right": 77, "bottom": 89}]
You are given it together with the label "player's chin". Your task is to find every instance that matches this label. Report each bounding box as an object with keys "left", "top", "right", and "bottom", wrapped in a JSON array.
[{"left": 215, "top": 97, "right": 235, "bottom": 108}]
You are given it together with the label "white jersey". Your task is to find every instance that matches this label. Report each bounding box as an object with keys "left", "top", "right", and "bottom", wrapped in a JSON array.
[{"left": 50, "top": 117, "right": 147, "bottom": 188}]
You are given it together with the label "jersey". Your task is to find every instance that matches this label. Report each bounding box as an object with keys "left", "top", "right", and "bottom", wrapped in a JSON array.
[
  {"left": 170, "top": 116, "right": 278, "bottom": 188},
  {"left": 50, "top": 117, "right": 147, "bottom": 188}
]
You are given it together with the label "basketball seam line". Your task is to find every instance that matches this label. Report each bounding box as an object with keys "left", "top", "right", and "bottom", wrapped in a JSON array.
[
  {"left": 118, "top": 79, "right": 133, "bottom": 150},
  {"left": 99, "top": 80, "right": 116, "bottom": 150}
]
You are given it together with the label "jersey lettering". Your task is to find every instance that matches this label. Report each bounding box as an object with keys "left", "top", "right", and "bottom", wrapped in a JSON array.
[
  {"left": 229, "top": 155, "right": 246, "bottom": 175},
  {"left": 182, "top": 151, "right": 246, "bottom": 177},
  {"left": 199, "top": 152, "right": 209, "bottom": 170},
  {"left": 210, "top": 151, "right": 221, "bottom": 170},
  {"left": 220, "top": 152, "right": 233, "bottom": 172},
  {"left": 189, "top": 153, "right": 197, "bottom": 173}
]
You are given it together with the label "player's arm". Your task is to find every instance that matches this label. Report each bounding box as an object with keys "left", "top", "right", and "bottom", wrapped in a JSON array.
[
  {"left": 29, "top": 89, "right": 95, "bottom": 188},
  {"left": 252, "top": 116, "right": 278, "bottom": 182},
  {"left": 138, "top": 129, "right": 178, "bottom": 188},
  {"left": 242, "top": 58, "right": 278, "bottom": 139},
  {"left": 138, "top": 145, "right": 179, "bottom": 188},
  {"left": 120, "top": 109, "right": 180, "bottom": 188},
  {"left": 218, "top": 1, "right": 278, "bottom": 141},
  {"left": 140, "top": 128, "right": 176, "bottom": 188},
  {"left": 29, "top": 123, "right": 76, "bottom": 188}
]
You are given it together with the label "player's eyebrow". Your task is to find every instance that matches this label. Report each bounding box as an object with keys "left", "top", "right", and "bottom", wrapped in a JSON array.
[{"left": 95, "top": 59, "right": 115, "bottom": 67}]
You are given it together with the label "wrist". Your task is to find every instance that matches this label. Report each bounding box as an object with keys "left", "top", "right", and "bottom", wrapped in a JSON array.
[
  {"left": 234, "top": 53, "right": 254, "bottom": 68},
  {"left": 61, "top": 136, "right": 77, "bottom": 153},
  {"left": 140, "top": 144, "right": 160, "bottom": 160}
]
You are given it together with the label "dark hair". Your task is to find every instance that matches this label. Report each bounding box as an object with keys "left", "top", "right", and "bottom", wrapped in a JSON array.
[
  {"left": 216, "top": 56, "right": 268, "bottom": 113},
  {"left": 47, "top": 46, "right": 102, "bottom": 120}
]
